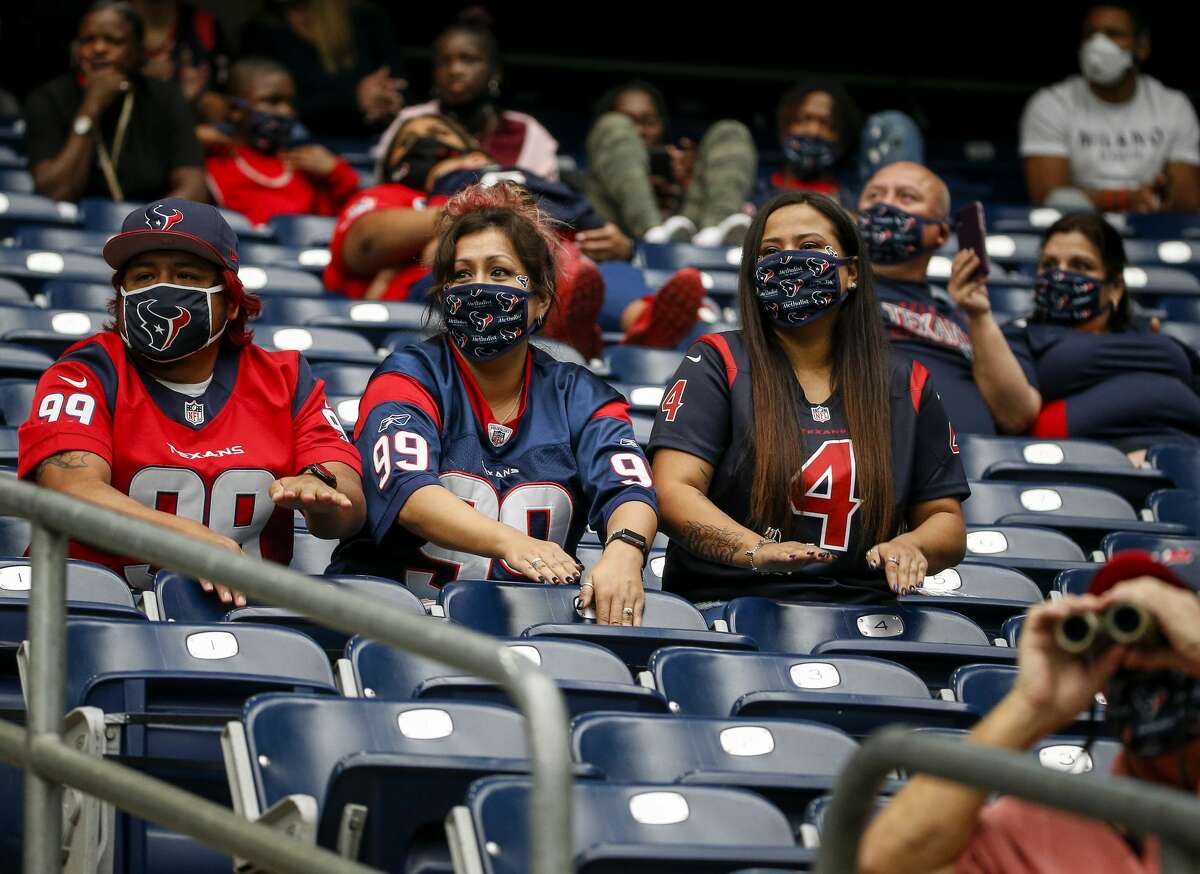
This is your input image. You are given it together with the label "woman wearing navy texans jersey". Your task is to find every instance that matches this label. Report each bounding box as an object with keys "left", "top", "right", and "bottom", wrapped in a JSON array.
[
  {"left": 949, "top": 213, "right": 1200, "bottom": 461},
  {"left": 650, "top": 190, "right": 969, "bottom": 605},
  {"left": 331, "top": 182, "right": 658, "bottom": 625},
  {"left": 17, "top": 198, "right": 366, "bottom": 603}
]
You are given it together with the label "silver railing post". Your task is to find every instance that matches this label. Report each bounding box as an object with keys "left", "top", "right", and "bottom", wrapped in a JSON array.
[{"left": 23, "top": 524, "right": 68, "bottom": 874}]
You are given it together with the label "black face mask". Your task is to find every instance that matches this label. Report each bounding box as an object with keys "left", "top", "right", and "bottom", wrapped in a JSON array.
[{"left": 387, "top": 137, "right": 462, "bottom": 189}]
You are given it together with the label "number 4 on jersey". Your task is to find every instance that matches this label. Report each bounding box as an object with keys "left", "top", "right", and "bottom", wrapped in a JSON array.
[
  {"left": 791, "top": 439, "right": 862, "bottom": 551},
  {"left": 661, "top": 379, "right": 687, "bottom": 422}
]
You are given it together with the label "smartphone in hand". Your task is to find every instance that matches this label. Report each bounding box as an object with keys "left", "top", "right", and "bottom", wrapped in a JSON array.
[{"left": 954, "top": 201, "right": 991, "bottom": 279}]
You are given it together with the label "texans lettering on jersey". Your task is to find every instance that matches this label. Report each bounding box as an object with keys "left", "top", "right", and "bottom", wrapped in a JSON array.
[
  {"left": 648, "top": 331, "right": 970, "bottom": 603},
  {"left": 17, "top": 332, "right": 361, "bottom": 587},
  {"left": 330, "top": 337, "right": 657, "bottom": 596}
]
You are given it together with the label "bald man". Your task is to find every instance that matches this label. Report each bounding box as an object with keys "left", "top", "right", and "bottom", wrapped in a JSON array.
[{"left": 858, "top": 163, "right": 1033, "bottom": 435}]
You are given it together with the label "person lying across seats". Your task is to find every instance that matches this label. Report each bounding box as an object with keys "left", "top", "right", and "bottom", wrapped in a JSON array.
[
  {"left": 649, "top": 190, "right": 969, "bottom": 616},
  {"left": 330, "top": 182, "right": 658, "bottom": 626},
  {"left": 17, "top": 199, "right": 365, "bottom": 601},
  {"left": 948, "top": 212, "right": 1200, "bottom": 463}
]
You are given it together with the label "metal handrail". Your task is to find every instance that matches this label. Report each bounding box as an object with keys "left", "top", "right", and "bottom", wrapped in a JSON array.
[
  {"left": 816, "top": 726, "right": 1200, "bottom": 874},
  {"left": 0, "top": 476, "right": 573, "bottom": 874}
]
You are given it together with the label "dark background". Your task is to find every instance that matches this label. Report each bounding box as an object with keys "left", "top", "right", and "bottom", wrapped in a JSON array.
[{"left": 2, "top": 1, "right": 1195, "bottom": 155}]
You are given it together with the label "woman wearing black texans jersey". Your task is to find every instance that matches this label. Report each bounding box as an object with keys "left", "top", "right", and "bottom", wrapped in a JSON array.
[{"left": 649, "top": 190, "right": 969, "bottom": 606}]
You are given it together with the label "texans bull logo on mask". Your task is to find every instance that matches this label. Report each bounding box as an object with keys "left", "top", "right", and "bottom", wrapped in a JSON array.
[
  {"left": 780, "top": 279, "right": 800, "bottom": 298},
  {"left": 495, "top": 292, "right": 519, "bottom": 313},
  {"left": 469, "top": 311, "right": 494, "bottom": 332},
  {"left": 146, "top": 203, "right": 184, "bottom": 231},
  {"left": 499, "top": 327, "right": 522, "bottom": 342},
  {"left": 756, "top": 267, "right": 774, "bottom": 284},
  {"left": 805, "top": 257, "right": 830, "bottom": 275},
  {"left": 134, "top": 298, "right": 193, "bottom": 352},
  {"left": 445, "top": 294, "right": 463, "bottom": 315}
]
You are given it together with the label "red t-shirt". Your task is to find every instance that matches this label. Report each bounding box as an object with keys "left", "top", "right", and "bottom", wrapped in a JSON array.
[
  {"left": 323, "top": 183, "right": 449, "bottom": 300},
  {"left": 207, "top": 145, "right": 360, "bottom": 226},
  {"left": 768, "top": 170, "right": 840, "bottom": 197},
  {"left": 480, "top": 116, "right": 529, "bottom": 170},
  {"left": 17, "top": 332, "right": 361, "bottom": 587}
]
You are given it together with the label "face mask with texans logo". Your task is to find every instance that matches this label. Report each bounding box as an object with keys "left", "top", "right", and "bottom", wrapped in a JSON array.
[
  {"left": 1033, "top": 268, "right": 1109, "bottom": 324},
  {"left": 443, "top": 278, "right": 540, "bottom": 361},
  {"left": 858, "top": 203, "right": 947, "bottom": 265},
  {"left": 119, "top": 282, "right": 226, "bottom": 363},
  {"left": 753, "top": 249, "right": 854, "bottom": 328}
]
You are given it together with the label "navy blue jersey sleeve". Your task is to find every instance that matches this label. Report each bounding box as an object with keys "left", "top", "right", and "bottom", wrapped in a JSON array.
[
  {"left": 908, "top": 364, "right": 972, "bottom": 504},
  {"left": 1001, "top": 320, "right": 1040, "bottom": 390},
  {"left": 355, "top": 371, "right": 443, "bottom": 543},
  {"left": 646, "top": 336, "right": 733, "bottom": 465}
]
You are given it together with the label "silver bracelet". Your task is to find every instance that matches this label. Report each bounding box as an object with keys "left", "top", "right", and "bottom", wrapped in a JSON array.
[{"left": 744, "top": 528, "right": 782, "bottom": 575}]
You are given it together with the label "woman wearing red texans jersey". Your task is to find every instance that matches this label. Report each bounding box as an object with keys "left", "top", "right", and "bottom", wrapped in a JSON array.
[
  {"left": 17, "top": 198, "right": 365, "bottom": 602},
  {"left": 649, "top": 190, "right": 969, "bottom": 608}
]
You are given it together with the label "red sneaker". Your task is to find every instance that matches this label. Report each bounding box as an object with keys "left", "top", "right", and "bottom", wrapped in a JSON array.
[
  {"left": 623, "top": 267, "right": 704, "bottom": 348},
  {"left": 544, "top": 247, "right": 605, "bottom": 360}
]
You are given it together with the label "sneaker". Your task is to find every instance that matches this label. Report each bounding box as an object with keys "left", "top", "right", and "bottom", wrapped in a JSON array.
[
  {"left": 544, "top": 248, "right": 605, "bottom": 360},
  {"left": 692, "top": 212, "right": 752, "bottom": 247},
  {"left": 643, "top": 215, "right": 697, "bottom": 244},
  {"left": 623, "top": 267, "right": 704, "bottom": 348}
]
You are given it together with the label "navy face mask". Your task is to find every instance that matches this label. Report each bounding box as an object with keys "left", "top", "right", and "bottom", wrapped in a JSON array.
[
  {"left": 236, "top": 101, "right": 300, "bottom": 154},
  {"left": 753, "top": 249, "right": 854, "bottom": 328},
  {"left": 120, "top": 282, "right": 225, "bottom": 363},
  {"left": 858, "top": 203, "right": 947, "bottom": 265},
  {"left": 389, "top": 137, "right": 462, "bottom": 189},
  {"left": 1105, "top": 670, "right": 1200, "bottom": 758},
  {"left": 782, "top": 134, "right": 839, "bottom": 178},
  {"left": 1034, "top": 269, "right": 1109, "bottom": 324},
  {"left": 443, "top": 279, "right": 540, "bottom": 361}
]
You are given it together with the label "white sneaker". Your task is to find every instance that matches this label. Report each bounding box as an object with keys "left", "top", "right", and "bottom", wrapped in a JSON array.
[
  {"left": 643, "top": 215, "right": 698, "bottom": 244},
  {"left": 693, "top": 213, "right": 752, "bottom": 247}
]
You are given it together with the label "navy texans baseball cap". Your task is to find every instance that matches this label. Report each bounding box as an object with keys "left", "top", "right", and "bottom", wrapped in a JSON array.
[
  {"left": 1089, "top": 547, "right": 1200, "bottom": 596},
  {"left": 102, "top": 198, "right": 240, "bottom": 273}
]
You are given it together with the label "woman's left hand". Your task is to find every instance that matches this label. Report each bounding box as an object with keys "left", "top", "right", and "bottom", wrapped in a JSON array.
[
  {"left": 866, "top": 539, "right": 928, "bottom": 595},
  {"left": 581, "top": 544, "right": 646, "bottom": 626}
]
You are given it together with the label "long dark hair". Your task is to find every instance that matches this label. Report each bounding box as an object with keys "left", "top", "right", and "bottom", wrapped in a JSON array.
[
  {"left": 738, "top": 190, "right": 894, "bottom": 546},
  {"left": 1035, "top": 212, "right": 1131, "bottom": 331}
]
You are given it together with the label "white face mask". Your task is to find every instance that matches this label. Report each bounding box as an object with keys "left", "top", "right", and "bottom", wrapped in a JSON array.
[{"left": 1079, "top": 32, "right": 1134, "bottom": 86}]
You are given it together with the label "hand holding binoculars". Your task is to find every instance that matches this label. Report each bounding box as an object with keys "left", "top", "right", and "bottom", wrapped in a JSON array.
[{"left": 1054, "top": 602, "right": 1160, "bottom": 655}]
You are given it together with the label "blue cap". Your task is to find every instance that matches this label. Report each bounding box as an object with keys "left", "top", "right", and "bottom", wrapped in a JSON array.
[{"left": 102, "top": 198, "right": 240, "bottom": 273}]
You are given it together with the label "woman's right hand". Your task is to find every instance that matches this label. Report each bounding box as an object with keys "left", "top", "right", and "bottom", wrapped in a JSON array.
[
  {"left": 192, "top": 529, "right": 247, "bottom": 607},
  {"left": 750, "top": 540, "right": 835, "bottom": 574},
  {"left": 500, "top": 533, "right": 583, "bottom": 585},
  {"left": 81, "top": 67, "right": 129, "bottom": 117},
  {"left": 947, "top": 249, "right": 992, "bottom": 320}
]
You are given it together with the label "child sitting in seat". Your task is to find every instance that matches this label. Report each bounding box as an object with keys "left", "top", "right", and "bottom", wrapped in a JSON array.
[{"left": 205, "top": 57, "right": 359, "bottom": 225}]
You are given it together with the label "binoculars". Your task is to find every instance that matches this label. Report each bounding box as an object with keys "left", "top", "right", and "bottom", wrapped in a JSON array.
[{"left": 1054, "top": 602, "right": 1158, "bottom": 655}]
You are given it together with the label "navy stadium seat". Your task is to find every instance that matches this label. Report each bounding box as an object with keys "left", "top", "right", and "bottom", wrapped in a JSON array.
[
  {"left": 343, "top": 635, "right": 669, "bottom": 716},
  {"left": 638, "top": 241, "right": 743, "bottom": 273},
  {"left": 605, "top": 346, "right": 684, "bottom": 384},
  {"left": 384, "top": 328, "right": 437, "bottom": 352},
  {"left": 1123, "top": 237, "right": 1200, "bottom": 269},
  {"left": 14, "top": 225, "right": 112, "bottom": 254},
  {"left": 452, "top": 776, "right": 814, "bottom": 874},
  {"left": 1162, "top": 321, "right": 1200, "bottom": 352},
  {"left": 0, "top": 169, "right": 33, "bottom": 193},
  {"left": 253, "top": 324, "right": 380, "bottom": 365},
  {"left": 0, "top": 305, "right": 105, "bottom": 356},
  {"left": 229, "top": 695, "right": 562, "bottom": 873},
  {"left": 963, "top": 525, "right": 1092, "bottom": 590},
  {"left": 798, "top": 794, "right": 891, "bottom": 850},
  {"left": 1098, "top": 531, "right": 1200, "bottom": 560},
  {"left": 1147, "top": 445, "right": 1200, "bottom": 493},
  {"left": 257, "top": 296, "right": 425, "bottom": 344},
  {"left": 985, "top": 204, "right": 1069, "bottom": 235},
  {"left": 150, "top": 571, "right": 424, "bottom": 656},
  {"left": 310, "top": 362, "right": 375, "bottom": 396},
  {"left": 899, "top": 563, "right": 1043, "bottom": 636},
  {"left": 572, "top": 713, "right": 859, "bottom": 822},
  {"left": 236, "top": 264, "right": 324, "bottom": 296},
  {"left": 0, "top": 248, "right": 112, "bottom": 292},
  {"left": 0, "top": 278, "right": 31, "bottom": 305},
  {"left": 953, "top": 663, "right": 1108, "bottom": 735},
  {"left": 1162, "top": 296, "right": 1200, "bottom": 324},
  {"left": 0, "top": 380, "right": 35, "bottom": 426},
  {"left": 237, "top": 240, "right": 328, "bottom": 273},
  {"left": 999, "top": 614, "right": 1024, "bottom": 647},
  {"left": 0, "top": 517, "right": 30, "bottom": 556},
  {"left": 1054, "top": 566, "right": 1095, "bottom": 597},
  {"left": 532, "top": 336, "right": 590, "bottom": 364},
  {"left": 649, "top": 648, "right": 972, "bottom": 736},
  {"left": 38, "top": 279, "right": 113, "bottom": 312},
  {"left": 722, "top": 597, "right": 1013, "bottom": 689},
  {"left": 289, "top": 527, "right": 338, "bottom": 574},
  {"left": 1146, "top": 488, "right": 1200, "bottom": 532},
  {"left": 962, "top": 481, "right": 1186, "bottom": 552},
  {"left": 957, "top": 435, "right": 1169, "bottom": 506},
  {"left": 0, "top": 429, "right": 15, "bottom": 465},
  {"left": 81, "top": 198, "right": 274, "bottom": 240},
  {"left": 437, "top": 580, "right": 756, "bottom": 669},
  {"left": 0, "top": 192, "right": 80, "bottom": 233},
  {"left": 1123, "top": 264, "right": 1200, "bottom": 297},
  {"left": 908, "top": 726, "right": 1122, "bottom": 780},
  {"left": 574, "top": 541, "right": 665, "bottom": 591},
  {"left": 936, "top": 232, "right": 1041, "bottom": 267},
  {"left": 325, "top": 393, "right": 361, "bottom": 433},
  {"left": 268, "top": 214, "right": 336, "bottom": 248},
  {"left": 611, "top": 382, "right": 666, "bottom": 414}
]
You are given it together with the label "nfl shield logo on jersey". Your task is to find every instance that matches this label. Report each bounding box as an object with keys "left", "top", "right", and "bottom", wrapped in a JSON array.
[
  {"left": 811, "top": 405, "right": 831, "bottom": 423},
  {"left": 488, "top": 423, "right": 513, "bottom": 447},
  {"left": 184, "top": 400, "right": 205, "bottom": 427}
]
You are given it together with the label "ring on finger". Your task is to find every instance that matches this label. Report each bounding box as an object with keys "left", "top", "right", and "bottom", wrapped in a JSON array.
[
  {"left": 531, "top": 558, "right": 546, "bottom": 567},
  {"left": 886, "top": 556, "right": 900, "bottom": 565}
]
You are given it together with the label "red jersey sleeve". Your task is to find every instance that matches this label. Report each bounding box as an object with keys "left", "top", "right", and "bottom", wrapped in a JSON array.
[
  {"left": 17, "top": 340, "right": 117, "bottom": 479},
  {"left": 291, "top": 357, "right": 362, "bottom": 474},
  {"left": 312, "top": 158, "right": 361, "bottom": 216}
]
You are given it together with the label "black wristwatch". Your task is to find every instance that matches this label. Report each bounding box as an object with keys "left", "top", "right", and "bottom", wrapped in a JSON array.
[
  {"left": 298, "top": 462, "right": 338, "bottom": 488},
  {"left": 605, "top": 528, "right": 650, "bottom": 566}
]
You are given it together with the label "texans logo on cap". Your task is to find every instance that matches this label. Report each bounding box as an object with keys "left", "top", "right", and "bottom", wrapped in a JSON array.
[
  {"left": 146, "top": 203, "right": 184, "bottom": 231},
  {"left": 135, "top": 298, "right": 192, "bottom": 352},
  {"left": 469, "top": 312, "right": 494, "bottom": 332}
]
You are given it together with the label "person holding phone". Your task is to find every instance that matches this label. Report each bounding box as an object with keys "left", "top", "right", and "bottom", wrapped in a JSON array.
[
  {"left": 23, "top": 0, "right": 207, "bottom": 203},
  {"left": 649, "top": 190, "right": 968, "bottom": 612},
  {"left": 948, "top": 213, "right": 1200, "bottom": 460}
]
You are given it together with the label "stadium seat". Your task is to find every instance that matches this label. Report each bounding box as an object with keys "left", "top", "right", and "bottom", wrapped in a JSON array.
[
  {"left": 722, "top": 597, "right": 1014, "bottom": 689},
  {"left": 1145, "top": 488, "right": 1200, "bottom": 532},
  {"left": 898, "top": 563, "right": 1043, "bottom": 636},
  {"left": 289, "top": 527, "right": 338, "bottom": 574},
  {"left": 0, "top": 305, "right": 105, "bottom": 356},
  {"left": 237, "top": 240, "right": 329, "bottom": 274},
  {"left": 963, "top": 525, "right": 1092, "bottom": 591},
  {"left": 1097, "top": 532, "right": 1200, "bottom": 561},
  {"left": 148, "top": 571, "right": 425, "bottom": 657},
  {"left": 257, "top": 296, "right": 426, "bottom": 344},
  {"left": 605, "top": 346, "right": 684, "bottom": 384},
  {"left": 532, "top": 336, "right": 589, "bottom": 365},
  {"left": 310, "top": 362, "right": 375, "bottom": 396},
  {"left": 999, "top": 614, "right": 1024, "bottom": 647},
  {"left": 1162, "top": 321, "right": 1200, "bottom": 352},
  {"left": 253, "top": 324, "right": 380, "bottom": 365},
  {"left": 957, "top": 435, "right": 1169, "bottom": 506},
  {"left": 638, "top": 241, "right": 743, "bottom": 273},
  {"left": 1123, "top": 237, "right": 1200, "bottom": 270},
  {"left": 798, "top": 793, "right": 891, "bottom": 850},
  {"left": 342, "top": 635, "right": 669, "bottom": 716},
  {"left": 0, "top": 517, "right": 30, "bottom": 556},
  {"left": 985, "top": 204, "right": 1068, "bottom": 235},
  {"left": 37, "top": 279, "right": 113, "bottom": 312},
  {"left": 268, "top": 214, "right": 336, "bottom": 248},
  {"left": 437, "top": 580, "right": 756, "bottom": 669},
  {"left": 649, "top": 648, "right": 973, "bottom": 736},
  {"left": 81, "top": 198, "right": 274, "bottom": 240},
  {"left": 0, "top": 192, "right": 80, "bottom": 234},
  {"left": 0, "top": 278, "right": 30, "bottom": 306},
  {"left": 0, "top": 343, "right": 54, "bottom": 381},
  {"left": 953, "top": 663, "right": 1108, "bottom": 736},
  {"left": 962, "top": 481, "right": 1187, "bottom": 552},
  {"left": 235, "top": 264, "right": 325, "bottom": 296},
  {"left": 572, "top": 713, "right": 860, "bottom": 823},
  {"left": 629, "top": 412, "right": 654, "bottom": 448},
  {"left": 14, "top": 225, "right": 112, "bottom": 255},
  {"left": 610, "top": 382, "right": 666, "bottom": 414},
  {"left": 1054, "top": 567, "right": 1095, "bottom": 597},
  {"left": 1122, "top": 264, "right": 1200, "bottom": 297},
  {"left": 228, "top": 695, "right": 562, "bottom": 872},
  {"left": 0, "top": 248, "right": 112, "bottom": 292},
  {"left": 0, "top": 380, "right": 35, "bottom": 426},
  {"left": 1147, "top": 444, "right": 1200, "bottom": 493},
  {"left": 1162, "top": 296, "right": 1200, "bottom": 324},
  {"left": 325, "top": 393, "right": 361, "bottom": 432},
  {"left": 0, "top": 168, "right": 33, "bottom": 193},
  {"left": 574, "top": 541, "right": 664, "bottom": 591},
  {"left": 936, "top": 232, "right": 1042, "bottom": 267},
  {"left": 449, "top": 775, "right": 814, "bottom": 874},
  {"left": 383, "top": 327, "right": 437, "bottom": 352},
  {"left": 0, "top": 429, "right": 15, "bottom": 465},
  {"left": 985, "top": 286, "right": 1035, "bottom": 318},
  {"left": 907, "top": 726, "right": 1122, "bottom": 780}
]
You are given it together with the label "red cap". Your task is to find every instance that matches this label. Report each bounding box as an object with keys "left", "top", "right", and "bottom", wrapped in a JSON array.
[{"left": 1089, "top": 548, "right": 1200, "bottom": 597}]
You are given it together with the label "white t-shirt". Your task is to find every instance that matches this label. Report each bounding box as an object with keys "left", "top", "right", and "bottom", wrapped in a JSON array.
[{"left": 1019, "top": 74, "right": 1200, "bottom": 191}]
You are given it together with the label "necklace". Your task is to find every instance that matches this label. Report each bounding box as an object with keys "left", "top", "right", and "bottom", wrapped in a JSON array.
[
  {"left": 232, "top": 149, "right": 294, "bottom": 189},
  {"left": 492, "top": 393, "right": 520, "bottom": 424}
]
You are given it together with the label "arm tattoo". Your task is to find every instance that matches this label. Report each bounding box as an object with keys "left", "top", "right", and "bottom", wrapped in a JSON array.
[
  {"left": 34, "top": 451, "right": 92, "bottom": 480},
  {"left": 680, "top": 521, "right": 745, "bottom": 566}
]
